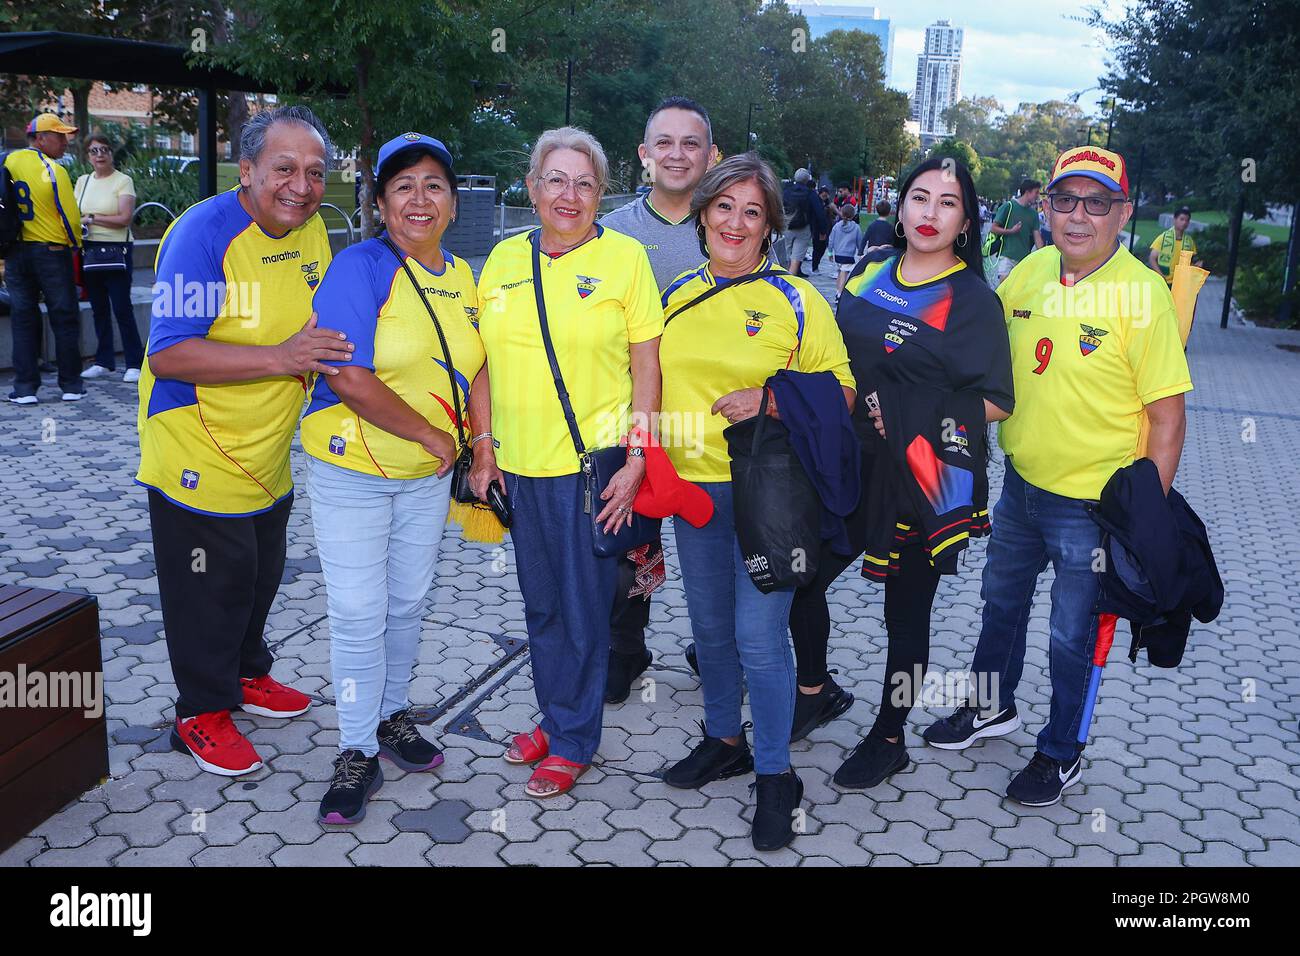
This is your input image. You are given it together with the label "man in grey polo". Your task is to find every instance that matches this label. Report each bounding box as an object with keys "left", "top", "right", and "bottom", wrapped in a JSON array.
[{"left": 600, "top": 95, "right": 717, "bottom": 704}]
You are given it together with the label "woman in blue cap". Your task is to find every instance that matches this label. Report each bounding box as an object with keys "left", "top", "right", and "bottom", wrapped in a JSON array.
[{"left": 301, "top": 133, "right": 485, "bottom": 824}]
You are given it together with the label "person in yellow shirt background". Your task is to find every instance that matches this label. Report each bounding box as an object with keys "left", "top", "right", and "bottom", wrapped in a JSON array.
[
  {"left": 1148, "top": 205, "right": 1202, "bottom": 286},
  {"left": 469, "top": 127, "right": 663, "bottom": 800},
  {"left": 75, "top": 133, "right": 143, "bottom": 384},
  {"left": 657, "top": 152, "right": 855, "bottom": 851},
  {"left": 924, "top": 145, "right": 1192, "bottom": 808},
  {"left": 4, "top": 113, "right": 84, "bottom": 404}
]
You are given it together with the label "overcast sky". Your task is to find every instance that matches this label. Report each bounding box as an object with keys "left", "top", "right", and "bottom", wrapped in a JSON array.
[{"left": 794, "top": 0, "right": 1123, "bottom": 116}]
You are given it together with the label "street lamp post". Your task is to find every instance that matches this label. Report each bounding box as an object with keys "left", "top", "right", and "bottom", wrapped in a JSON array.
[{"left": 746, "top": 103, "right": 762, "bottom": 151}]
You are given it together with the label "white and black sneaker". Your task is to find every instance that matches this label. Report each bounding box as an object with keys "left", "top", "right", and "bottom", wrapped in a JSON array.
[
  {"left": 1006, "top": 751, "right": 1082, "bottom": 807},
  {"left": 922, "top": 704, "right": 1021, "bottom": 750}
]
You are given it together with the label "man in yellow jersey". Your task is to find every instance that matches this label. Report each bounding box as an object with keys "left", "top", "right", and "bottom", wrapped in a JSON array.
[
  {"left": 137, "top": 105, "right": 353, "bottom": 776},
  {"left": 924, "top": 146, "right": 1192, "bottom": 807},
  {"left": 4, "top": 114, "right": 84, "bottom": 404}
]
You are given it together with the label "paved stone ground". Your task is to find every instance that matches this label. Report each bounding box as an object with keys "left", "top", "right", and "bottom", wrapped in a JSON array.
[{"left": 1, "top": 269, "right": 1298, "bottom": 867}]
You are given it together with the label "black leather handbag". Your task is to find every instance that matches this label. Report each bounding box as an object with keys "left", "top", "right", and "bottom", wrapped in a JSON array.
[
  {"left": 531, "top": 236, "right": 658, "bottom": 558},
  {"left": 381, "top": 236, "right": 477, "bottom": 503},
  {"left": 81, "top": 241, "right": 129, "bottom": 272}
]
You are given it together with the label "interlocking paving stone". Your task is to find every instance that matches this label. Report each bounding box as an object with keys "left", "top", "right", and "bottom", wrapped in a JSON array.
[{"left": 5, "top": 275, "right": 1299, "bottom": 866}]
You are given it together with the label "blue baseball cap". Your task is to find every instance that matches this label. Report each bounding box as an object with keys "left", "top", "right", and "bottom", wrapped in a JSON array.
[{"left": 376, "top": 132, "right": 456, "bottom": 183}]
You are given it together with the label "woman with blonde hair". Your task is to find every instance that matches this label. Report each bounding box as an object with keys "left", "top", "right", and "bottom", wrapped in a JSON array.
[{"left": 470, "top": 127, "right": 663, "bottom": 799}]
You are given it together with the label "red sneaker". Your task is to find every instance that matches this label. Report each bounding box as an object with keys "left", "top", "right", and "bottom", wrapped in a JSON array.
[
  {"left": 240, "top": 673, "right": 312, "bottom": 718},
  {"left": 172, "top": 711, "right": 263, "bottom": 776}
]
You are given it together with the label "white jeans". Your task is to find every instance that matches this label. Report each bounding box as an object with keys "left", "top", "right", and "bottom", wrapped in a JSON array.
[{"left": 306, "top": 456, "right": 451, "bottom": 755}]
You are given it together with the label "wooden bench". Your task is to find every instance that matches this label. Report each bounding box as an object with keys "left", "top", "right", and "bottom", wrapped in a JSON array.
[{"left": 0, "top": 584, "right": 109, "bottom": 853}]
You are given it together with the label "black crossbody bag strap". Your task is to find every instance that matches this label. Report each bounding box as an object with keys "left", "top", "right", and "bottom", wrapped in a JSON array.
[
  {"left": 663, "top": 268, "right": 785, "bottom": 325},
  {"left": 531, "top": 233, "right": 588, "bottom": 460},
  {"left": 381, "top": 235, "right": 467, "bottom": 450}
]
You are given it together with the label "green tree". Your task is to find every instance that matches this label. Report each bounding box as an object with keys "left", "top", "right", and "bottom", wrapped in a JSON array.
[
  {"left": 207, "top": 0, "right": 505, "bottom": 237},
  {"left": 942, "top": 95, "right": 1002, "bottom": 154}
]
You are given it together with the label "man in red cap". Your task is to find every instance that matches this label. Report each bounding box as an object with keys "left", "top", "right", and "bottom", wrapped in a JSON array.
[
  {"left": 4, "top": 113, "right": 85, "bottom": 404},
  {"left": 923, "top": 145, "right": 1192, "bottom": 807}
]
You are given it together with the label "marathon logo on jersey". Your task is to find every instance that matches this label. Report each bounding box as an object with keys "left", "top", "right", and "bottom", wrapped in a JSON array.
[
  {"left": 329, "top": 435, "right": 346, "bottom": 456},
  {"left": 1012, "top": 309, "right": 1032, "bottom": 319},
  {"left": 576, "top": 275, "right": 601, "bottom": 299},
  {"left": 261, "top": 249, "right": 302, "bottom": 265},
  {"left": 301, "top": 260, "right": 321, "bottom": 290},
  {"left": 874, "top": 288, "right": 909, "bottom": 309},
  {"left": 1079, "top": 323, "right": 1109, "bottom": 356},
  {"left": 180, "top": 469, "right": 200, "bottom": 490},
  {"left": 744, "top": 310, "right": 767, "bottom": 337}
]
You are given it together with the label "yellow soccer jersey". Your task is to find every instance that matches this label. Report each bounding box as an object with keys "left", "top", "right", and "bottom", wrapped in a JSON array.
[
  {"left": 1150, "top": 227, "right": 1197, "bottom": 286},
  {"left": 997, "top": 243, "right": 1192, "bottom": 500},
  {"left": 659, "top": 258, "right": 855, "bottom": 482},
  {"left": 136, "top": 189, "right": 333, "bottom": 516},
  {"left": 4, "top": 147, "right": 80, "bottom": 246},
  {"left": 477, "top": 225, "right": 664, "bottom": 477},
  {"left": 301, "top": 238, "right": 484, "bottom": 478}
]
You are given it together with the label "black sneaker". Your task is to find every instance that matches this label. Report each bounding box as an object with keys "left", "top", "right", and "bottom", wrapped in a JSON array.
[
  {"left": 790, "top": 672, "right": 854, "bottom": 742},
  {"left": 1006, "top": 751, "right": 1082, "bottom": 807},
  {"left": 685, "top": 642, "right": 700, "bottom": 677},
  {"left": 604, "top": 648, "right": 652, "bottom": 704},
  {"left": 750, "top": 770, "right": 804, "bottom": 851},
  {"left": 833, "top": 732, "right": 910, "bottom": 789},
  {"left": 318, "top": 749, "right": 383, "bottom": 824},
  {"left": 377, "top": 708, "right": 444, "bottom": 772},
  {"left": 922, "top": 704, "right": 1021, "bottom": 750},
  {"left": 664, "top": 721, "right": 754, "bottom": 789}
]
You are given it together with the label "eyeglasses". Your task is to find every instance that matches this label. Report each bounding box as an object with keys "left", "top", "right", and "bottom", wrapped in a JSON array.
[
  {"left": 537, "top": 170, "right": 600, "bottom": 200},
  {"left": 88, "top": 146, "right": 111, "bottom": 156},
  {"left": 1046, "top": 193, "right": 1128, "bottom": 216}
]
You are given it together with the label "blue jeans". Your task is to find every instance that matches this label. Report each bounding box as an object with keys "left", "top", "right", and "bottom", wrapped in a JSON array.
[
  {"left": 85, "top": 246, "right": 143, "bottom": 370},
  {"left": 968, "top": 462, "right": 1103, "bottom": 761},
  {"left": 506, "top": 471, "right": 617, "bottom": 764},
  {"left": 306, "top": 457, "right": 451, "bottom": 756},
  {"left": 5, "top": 242, "right": 83, "bottom": 396},
  {"left": 673, "top": 482, "right": 796, "bottom": 775}
]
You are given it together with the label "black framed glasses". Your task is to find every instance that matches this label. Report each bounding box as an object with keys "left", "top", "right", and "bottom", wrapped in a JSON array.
[{"left": 1046, "top": 193, "right": 1128, "bottom": 216}]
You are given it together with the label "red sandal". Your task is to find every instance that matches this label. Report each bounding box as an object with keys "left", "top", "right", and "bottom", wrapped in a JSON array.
[
  {"left": 525, "top": 755, "right": 589, "bottom": 799},
  {"left": 504, "top": 726, "right": 548, "bottom": 765}
]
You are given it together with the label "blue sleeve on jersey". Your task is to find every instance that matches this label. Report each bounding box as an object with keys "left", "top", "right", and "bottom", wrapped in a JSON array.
[
  {"left": 312, "top": 243, "right": 391, "bottom": 371},
  {"left": 148, "top": 195, "right": 248, "bottom": 355}
]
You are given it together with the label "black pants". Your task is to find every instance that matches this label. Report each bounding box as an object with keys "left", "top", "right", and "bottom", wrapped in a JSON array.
[
  {"left": 149, "top": 490, "right": 290, "bottom": 718},
  {"left": 812, "top": 234, "right": 828, "bottom": 272},
  {"left": 5, "top": 242, "right": 82, "bottom": 396},
  {"left": 790, "top": 540, "right": 940, "bottom": 739},
  {"left": 609, "top": 534, "right": 658, "bottom": 656},
  {"left": 85, "top": 245, "right": 144, "bottom": 370}
]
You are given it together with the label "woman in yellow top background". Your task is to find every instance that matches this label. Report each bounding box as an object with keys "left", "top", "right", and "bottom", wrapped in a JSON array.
[{"left": 76, "top": 133, "right": 143, "bottom": 383}]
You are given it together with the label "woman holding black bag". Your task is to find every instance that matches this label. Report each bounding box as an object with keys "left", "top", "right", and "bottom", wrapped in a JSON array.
[
  {"left": 470, "top": 127, "right": 663, "bottom": 799},
  {"left": 300, "top": 132, "right": 484, "bottom": 825},
  {"left": 793, "top": 156, "right": 1014, "bottom": 791},
  {"left": 76, "top": 134, "right": 143, "bottom": 383},
  {"left": 658, "top": 152, "right": 854, "bottom": 851}
]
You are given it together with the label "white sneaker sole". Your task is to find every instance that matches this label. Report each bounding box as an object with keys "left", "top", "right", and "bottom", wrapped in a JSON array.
[
  {"left": 1012, "top": 767, "right": 1082, "bottom": 807},
  {"left": 926, "top": 713, "right": 1022, "bottom": 750},
  {"left": 240, "top": 702, "right": 311, "bottom": 718},
  {"left": 188, "top": 751, "right": 264, "bottom": 776}
]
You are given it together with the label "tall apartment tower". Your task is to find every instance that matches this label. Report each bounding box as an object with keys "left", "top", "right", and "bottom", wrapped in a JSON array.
[{"left": 911, "top": 19, "right": 964, "bottom": 146}]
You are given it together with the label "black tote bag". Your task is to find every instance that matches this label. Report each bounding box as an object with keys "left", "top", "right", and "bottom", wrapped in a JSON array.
[{"left": 723, "top": 388, "right": 821, "bottom": 592}]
